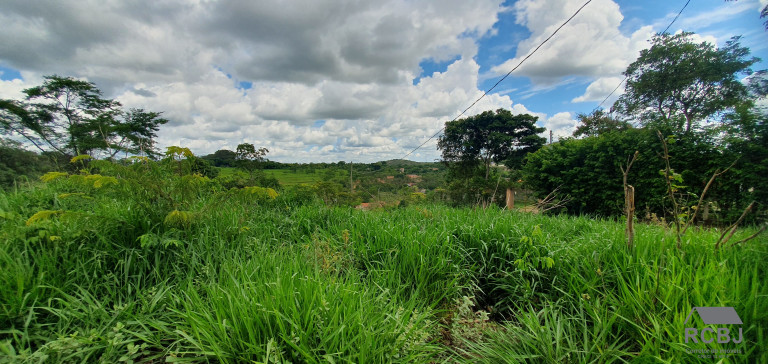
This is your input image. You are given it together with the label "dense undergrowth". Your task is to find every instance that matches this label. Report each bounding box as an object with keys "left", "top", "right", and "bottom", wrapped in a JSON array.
[{"left": 0, "top": 158, "right": 766, "bottom": 363}]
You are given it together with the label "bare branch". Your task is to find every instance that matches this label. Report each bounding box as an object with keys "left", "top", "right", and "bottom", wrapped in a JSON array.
[
  {"left": 716, "top": 201, "right": 755, "bottom": 250},
  {"left": 682, "top": 158, "right": 739, "bottom": 234},
  {"left": 730, "top": 224, "right": 766, "bottom": 248}
]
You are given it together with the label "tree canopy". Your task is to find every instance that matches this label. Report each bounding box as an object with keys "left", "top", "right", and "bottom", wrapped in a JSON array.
[
  {"left": 572, "top": 109, "right": 631, "bottom": 138},
  {"left": 0, "top": 75, "right": 168, "bottom": 158},
  {"left": 438, "top": 109, "right": 545, "bottom": 180},
  {"left": 614, "top": 33, "right": 759, "bottom": 133}
]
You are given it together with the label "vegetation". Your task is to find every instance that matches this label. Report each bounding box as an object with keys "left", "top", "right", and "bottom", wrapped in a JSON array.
[
  {"left": 0, "top": 156, "right": 766, "bottom": 363},
  {"left": 438, "top": 109, "right": 545, "bottom": 206},
  {"left": 0, "top": 76, "right": 168, "bottom": 159},
  {"left": 614, "top": 33, "right": 758, "bottom": 134},
  {"left": 0, "top": 22, "right": 765, "bottom": 364},
  {"left": 524, "top": 32, "right": 766, "bottom": 226}
]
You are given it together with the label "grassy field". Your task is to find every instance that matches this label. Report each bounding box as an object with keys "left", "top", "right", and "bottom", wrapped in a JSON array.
[
  {"left": 1, "top": 161, "right": 766, "bottom": 363},
  {"left": 266, "top": 169, "right": 324, "bottom": 185},
  {"left": 220, "top": 167, "right": 323, "bottom": 186}
]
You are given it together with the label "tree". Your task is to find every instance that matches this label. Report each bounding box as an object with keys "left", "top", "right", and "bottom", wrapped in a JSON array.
[
  {"left": 110, "top": 109, "right": 169, "bottom": 159},
  {"left": 438, "top": 109, "right": 545, "bottom": 180},
  {"left": 202, "top": 149, "right": 238, "bottom": 167},
  {"left": 0, "top": 75, "right": 168, "bottom": 158},
  {"left": 572, "top": 109, "right": 631, "bottom": 138},
  {"left": 235, "top": 143, "right": 269, "bottom": 180},
  {"left": 614, "top": 33, "right": 759, "bottom": 134}
]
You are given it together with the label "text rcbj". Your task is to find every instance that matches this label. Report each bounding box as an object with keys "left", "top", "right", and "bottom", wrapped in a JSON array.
[{"left": 684, "top": 307, "right": 743, "bottom": 344}]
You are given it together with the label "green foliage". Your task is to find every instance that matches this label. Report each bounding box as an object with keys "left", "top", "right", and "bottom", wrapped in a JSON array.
[
  {"left": 202, "top": 148, "right": 238, "bottom": 167},
  {"left": 1, "top": 153, "right": 767, "bottom": 363},
  {"left": 0, "top": 173, "right": 766, "bottom": 362},
  {"left": 615, "top": 32, "right": 759, "bottom": 133},
  {"left": 0, "top": 76, "right": 168, "bottom": 158},
  {"left": 314, "top": 180, "right": 361, "bottom": 207},
  {"left": 235, "top": 143, "right": 268, "bottom": 171},
  {"left": 572, "top": 109, "right": 631, "bottom": 138},
  {"left": 0, "top": 146, "right": 55, "bottom": 188},
  {"left": 214, "top": 169, "right": 278, "bottom": 189},
  {"left": 522, "top": 127, "right": 752, "bottom": 220},
  {"left": 439, "top": 108, "right": 546, "bottom": 175},
  {"left": 438, "top": 109, "right": 545, "bottom": 206}
]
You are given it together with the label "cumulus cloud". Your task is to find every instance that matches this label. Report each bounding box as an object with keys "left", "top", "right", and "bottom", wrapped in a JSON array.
[
  {"left": 6, "top": 0, "right": 742, "bottom": 162},
  {"left": 572, "top": 76, "right": 624, "bottom": 103},
  {"left": 542, "top": 112, "right": 578, "bottom": 140},
  {"left": 1, "top": 0, "right": 527, "bottom": 161},
  {"left": 492, "top": 0, "right": 653, "bottom": 85}
]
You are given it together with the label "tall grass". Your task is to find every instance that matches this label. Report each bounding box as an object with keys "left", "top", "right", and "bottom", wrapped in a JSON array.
[{"left": 0, "top": 162, "right": 766, "bottom": 362}]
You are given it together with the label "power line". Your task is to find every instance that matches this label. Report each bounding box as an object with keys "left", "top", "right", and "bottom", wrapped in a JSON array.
[
  {"left": 662, "top": 0, "right": 691, "bottom": 35},
  {"left": 401, "top": 0, "right": 593, "bottom": 160},
  {"left": 594, "top": 0, "right": 691, "bottom": 112}
]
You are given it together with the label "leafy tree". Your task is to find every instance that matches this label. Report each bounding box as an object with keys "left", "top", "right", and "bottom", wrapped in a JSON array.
[
  {"left": 438, "top": 109, "right": 545, "bottom": 180},
  {"left": 235, "top": 143, "right": 269, "bottom": 180},
  {"left": 718, "top": 102, "right": 768, "bottom": 222},
  {"left": 614, "top": 33, "right": 759, "bottom": 133},
  {"left": 0, "top": 75, "right": 168, "bottom": 158},
  {"left": 111, "top": 108, "right": 169, "bottom": 159},
  {"left": 202, "top": 149, "right": 238, "bottom": 167},
  {"left": 525, "top": 129, "right": 668, "bottom": 216},
  {"left": 572, "top": 109, "right": 631, "bottom": 138}
]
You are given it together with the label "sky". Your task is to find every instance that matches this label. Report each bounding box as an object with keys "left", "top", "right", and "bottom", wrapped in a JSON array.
[{"left": 1, "top": 0, "right": 766, "bottom": 163}]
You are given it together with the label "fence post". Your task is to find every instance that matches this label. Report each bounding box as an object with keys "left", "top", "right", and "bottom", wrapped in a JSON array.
[
  {"left": 506, "top": 188, "right": 514, "bottom": 209},
  {"left": 626, "top": 185, "right": 635, "bottom": 248}
]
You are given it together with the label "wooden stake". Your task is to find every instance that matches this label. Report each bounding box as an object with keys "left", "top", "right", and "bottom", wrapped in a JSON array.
[
  {"left": 626, "top": 185, "right": 635, "bottom": 248},
  {"left": 506, "top": 188, "right": 514, "bottom": 209},
  {"left": 620, "top": 150, "right": 639, "bottom": 249}
]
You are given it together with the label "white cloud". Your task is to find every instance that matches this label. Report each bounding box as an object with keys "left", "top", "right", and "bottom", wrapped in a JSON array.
[
  {"left": 0, "top": 78, "right": 27, "bottom": 100},
  {"left": 572, "top": 76, "right": 624, "bottom": 103},
  {"left": 111, "top": 54, "right": 522, "bottom": 162},
  {"left": 543, "top": 112, "right": 578, "bottom": 140},
  {"left": 674, "top": 0, "right": 756, "bottom": 31},
  {"left": 492, "top": 0, "right": 653, "bottom": 85},
  {"left": 5, "top": 0, "right": 749, "bottom": 162},
  {"left": 0, "top": 0, "right": 528, "bottom": 161}
]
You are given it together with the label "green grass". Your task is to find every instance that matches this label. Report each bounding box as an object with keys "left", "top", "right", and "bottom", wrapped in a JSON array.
[
  {"left": 1, "top": 162, "right": 766, "bottom": 363},
  {"left": 219, "top": 167, "right": 323, "bottom": 186},
  {"left": 267, "top": 169, "right": 323, "bottom": 185}
]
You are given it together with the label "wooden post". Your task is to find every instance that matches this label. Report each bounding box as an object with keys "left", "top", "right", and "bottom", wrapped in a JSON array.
[
  {"left": 506, "top": 188, "right": 514, "bottom": 209},
  {"left": 621, "top": 151, "right": 639, "bottom": 249},
  {"left": 626, "top": 185, "right": 635, "bottom": 248}
]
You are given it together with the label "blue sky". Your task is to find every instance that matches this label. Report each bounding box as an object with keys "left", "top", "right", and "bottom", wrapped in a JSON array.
[{"left": 1, "top": 0, "right": 766, "bottom": 162}]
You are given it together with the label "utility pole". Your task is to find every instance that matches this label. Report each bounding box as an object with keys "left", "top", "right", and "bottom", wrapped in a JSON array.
[
  {"left": 350, "top": 161, "right": 353, "bottom": 193},
  {"left": 549, "top": 130, "right": 553, "bottom": 144}
]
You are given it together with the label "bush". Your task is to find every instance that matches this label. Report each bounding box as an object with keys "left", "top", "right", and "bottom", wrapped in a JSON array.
[
  {"left": 0, "top": 146, "right": 55, "bottom": 188},
  {"left": 522, "top": 128, "right": 740, "bottom": 221}
]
